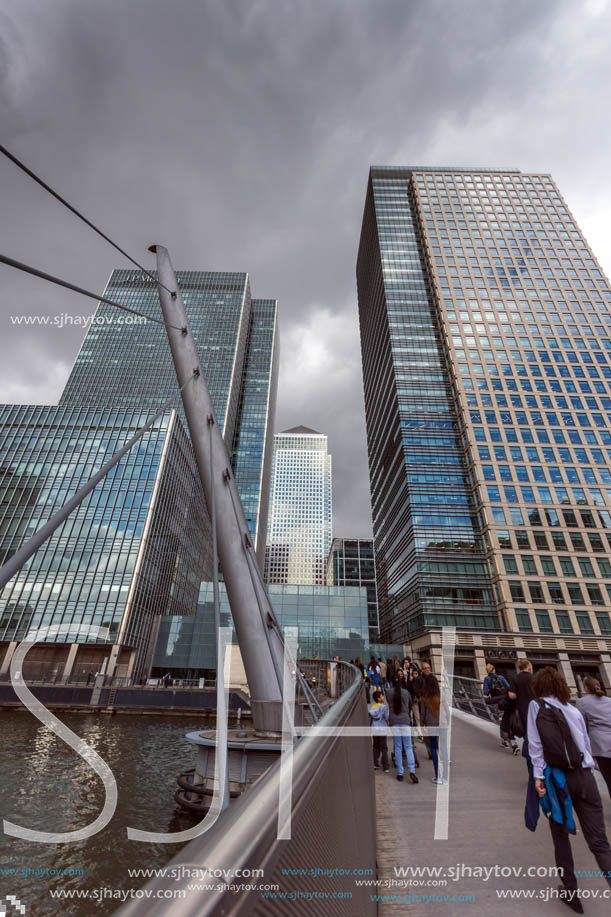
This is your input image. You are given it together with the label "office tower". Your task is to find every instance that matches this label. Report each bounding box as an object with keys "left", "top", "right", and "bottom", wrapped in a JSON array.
[
  {"left": 265, "top": 427, "right": 332, "bottom": 585},
  {"left": 357, "top": 166, "right": 611, "bottom": 688},
  {"left": 231, "top": 299, "right": 279, "bottom": 569},
  {"left": 0, "top": 271, "right": 277, "bottom": 682},
  {"left": 327, "top": 537, "right": 380, "bottom": 642}
]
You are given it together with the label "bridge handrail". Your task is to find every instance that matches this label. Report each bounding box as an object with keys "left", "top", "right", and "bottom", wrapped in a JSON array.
[
  {"left": 448, "top": 673, "right": 500, "bottom": 723},
  {"left": 119, "top": 661, "right": 376, "bottom": 916}
]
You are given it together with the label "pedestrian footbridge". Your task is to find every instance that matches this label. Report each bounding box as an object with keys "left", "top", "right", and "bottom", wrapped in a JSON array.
[
  {"left": 121, "top": 667, "right": 611, "bottom": 916},
  {"left": 376, "top": 711, "right": 611, "bottom": 915}
]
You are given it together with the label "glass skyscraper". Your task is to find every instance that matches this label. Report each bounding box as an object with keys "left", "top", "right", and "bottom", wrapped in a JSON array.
[
  {"left": 0, "top": 270, "right": 277, "bottom": 682},
  {"left": 265, "top": 427, "right": 332, "bottom": 585},
  {"left": 327, "top": 538, "right": 380, "bottom": 642},
  {"left": 357, "top": 166, "right": 611, "bottom": 689}
]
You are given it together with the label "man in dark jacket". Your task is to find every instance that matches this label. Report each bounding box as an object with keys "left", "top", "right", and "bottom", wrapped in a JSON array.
[{"left": 509, "top": 658, "right": 535, "bottom": 733}]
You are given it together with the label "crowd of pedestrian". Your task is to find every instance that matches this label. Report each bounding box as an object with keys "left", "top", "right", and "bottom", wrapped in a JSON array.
[{"left": 358, "top": 655, "right": 449, "bottom": 786}]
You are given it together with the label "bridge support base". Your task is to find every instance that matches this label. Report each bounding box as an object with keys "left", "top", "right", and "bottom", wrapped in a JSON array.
[{"left": 175, "top": 728, "right": 285, "bottom": 814}]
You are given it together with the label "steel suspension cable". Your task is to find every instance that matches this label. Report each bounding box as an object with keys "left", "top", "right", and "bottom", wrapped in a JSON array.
[
  {"left": 0, "top": 144, "right": 176, "bottom": 296},
  {"left": 0, "top": 253, "right": 185, "bottom": 332}
]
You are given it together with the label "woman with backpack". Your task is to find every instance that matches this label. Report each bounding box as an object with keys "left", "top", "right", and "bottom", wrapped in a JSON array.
[
  {"left": 528, "top": 666, "right": 611, "bottom": 909},
  {"left": 387, "top": 674, "right": 418, "bottom": 784},
  {"left": 577, "top": 677, "right": 611, "bottom": 797},
  {"left": 483, "top": 663, "right": 518, "bottom": 753}
]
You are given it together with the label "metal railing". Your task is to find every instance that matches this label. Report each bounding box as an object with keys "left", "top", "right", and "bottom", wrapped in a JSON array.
[
  {"left": 119, "top": 662, "right": 376, "bottom": 916},
  {"left": 0, "top": 671, "right": 218, "bottom": 689},
  {"left": 449, "top": 674, "right": 500, "bottom": 723}
]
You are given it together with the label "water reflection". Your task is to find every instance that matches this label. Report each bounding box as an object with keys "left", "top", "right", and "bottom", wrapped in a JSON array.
[{"left": 0, "top": 711, "right": 210, "bottom": 915}]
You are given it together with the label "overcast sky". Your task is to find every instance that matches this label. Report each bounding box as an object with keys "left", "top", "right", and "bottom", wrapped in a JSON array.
[{"left": 1, "top": 0, "right": 611, "bottom": 538}]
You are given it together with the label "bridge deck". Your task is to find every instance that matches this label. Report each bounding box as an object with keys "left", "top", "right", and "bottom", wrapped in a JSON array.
[{"left": 375, "top": 711, "right": 611, "bottom": 915}]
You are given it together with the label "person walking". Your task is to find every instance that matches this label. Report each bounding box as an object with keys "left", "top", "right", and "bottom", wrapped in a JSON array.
[
  {"left": 369, "top": 689, "right": 390, "bottom": 773},
  {"left": 577, "top": 677, "right": 611, "bottom": 798},
  {"left": 368, "top": 657, "right": 381, "bottom": 689},
  {"left": 508, "top": 659, "right": 535, "bottom": 736},
  {"left": 528, "top": 666, "right": 611, "bottom": 912},
  {"left": 421, "top": 673, "right": 448, "bottom": 784},
  {"left": 415, "top": 661, "right": 433, "bottom": 755},
  {"left": 509, "top": 659, "right": 537, "bottom": 828},
  {"left": 386, "top": 674, "right": 419, "bottom": 784},
  {"left": 483, "top": 663, "right": 515, "bottom": 751},
  {"left": 483, "top": 663, "right": 510, "bottom": 702}
]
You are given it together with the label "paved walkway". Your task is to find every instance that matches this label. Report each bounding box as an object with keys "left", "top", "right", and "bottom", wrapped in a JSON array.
[{"left": 375, "top": 711, "right": 611, "bottom": 915}]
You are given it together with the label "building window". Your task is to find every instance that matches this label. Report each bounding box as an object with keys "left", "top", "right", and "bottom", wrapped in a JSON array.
[
  {"left": 555, "top": 611, "right": 574, "bottom": 634},
  {"left": 533, "top": 531, "right": 549, "bottom": 550},
  {"left": 547, "top": 582, "right": 565, "bottom": 604},
  {"left": 567, "top": 583, "right": 585, "bottom": 605},
  {"left": 577, "top": 557, "right": 595, "bottom": 577},
  {"left": 528, "top": 581, "right": 545, "bottom": 603},
  {"left": 586, "top": 584, "right": 604, "bottom": 606},
  {"left": 515, "top": 609, "right": 533, "bottom": 632},
  {"left": 515, "top": 530, "right": 530, "bottom": 548},
  {"left": 559, "top": 557, "right": 576, "bottom": 577},
  {"left": 535, "top": 610, "right": 553, "bottom": 633},
  {"left": 576, "top": 613, "right": 595, "bottom": 635},
  {"left": 595, "top": 612, "right": 611, "bottom": 635},
  {"left": 502, "top": 555, "right": 518, "bottom": 574},
  {"left": 521, "top": 555, "right": 537, "bottom": 575}
]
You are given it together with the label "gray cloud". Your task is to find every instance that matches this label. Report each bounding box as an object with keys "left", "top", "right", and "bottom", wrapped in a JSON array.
[{"left": 1, "top": 0, "right": 611, "bottom": 537}]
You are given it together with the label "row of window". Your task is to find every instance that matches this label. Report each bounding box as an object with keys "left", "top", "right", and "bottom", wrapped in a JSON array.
[
  {"left": 503, "top": 552, "right": 611, "bottom": 578},
  {"left": 513, "top": 607, "right": 611, "bottom": 636},
  {"left": 508, "top": 578, "right": 608, "bottom": 607}
]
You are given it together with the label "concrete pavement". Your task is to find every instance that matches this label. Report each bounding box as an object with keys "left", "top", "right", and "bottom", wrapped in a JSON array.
[{"left": 375, "top": 712, "right": 611, "bottom": 915}]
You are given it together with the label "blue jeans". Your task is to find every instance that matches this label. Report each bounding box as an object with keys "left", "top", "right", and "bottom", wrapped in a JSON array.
[
  {"left": 429, "top": 731, "right": 449, "bottom": 779},
  {"left": 392, "top": 725, "right": 415, "bottom": 776}
]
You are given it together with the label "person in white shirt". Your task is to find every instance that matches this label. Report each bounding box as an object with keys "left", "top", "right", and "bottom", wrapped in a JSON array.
[{"left": 527, "top": 666, "right": 611, "bottom": 912}]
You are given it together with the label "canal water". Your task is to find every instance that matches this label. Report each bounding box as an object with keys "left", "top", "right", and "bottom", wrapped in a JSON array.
[{"left": 0, "top": 710, "right": 212, "bottom": 915}]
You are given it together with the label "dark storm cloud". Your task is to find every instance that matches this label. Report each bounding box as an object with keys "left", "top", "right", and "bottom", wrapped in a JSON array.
[{"left": 1, "top": 0, "right": 610, "bottom": 536}]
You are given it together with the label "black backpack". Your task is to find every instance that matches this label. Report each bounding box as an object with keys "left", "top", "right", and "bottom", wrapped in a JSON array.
[
  {"left": 486, "top": 673, "right": 508, "bottom": 709},
  {"left": 536, "top": 700, "right": 583, "bottom": 771}
]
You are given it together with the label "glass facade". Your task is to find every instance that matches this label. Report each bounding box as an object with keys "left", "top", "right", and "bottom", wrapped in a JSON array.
[
  {"left": 0, "top": 271, "right": 278, "bottom": 681},
  {"left": 60, "top": 270, "right": 252, "bottom": 445},
  {"left": 265, "top": 427, "right": 332, "bottom": 585},
  {"left": 327, "top": 537, "right": 380, "bottom": 642},
  {"left": 357, "top": 166, "right": 611, "bottom": 660},
  {"left": 153, "top": 581, "right": 371, "bottom": 675},
  {"left": 231, "top": 299, "right": 279, "bottom": 567},
  {"left": 0, "top": 405, "right": 207, "bottom": 679}
]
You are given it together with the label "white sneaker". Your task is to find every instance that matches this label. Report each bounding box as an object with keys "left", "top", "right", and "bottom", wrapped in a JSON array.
[{"left": 432, "top": 777, "right": 444, "bottom": 784}]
